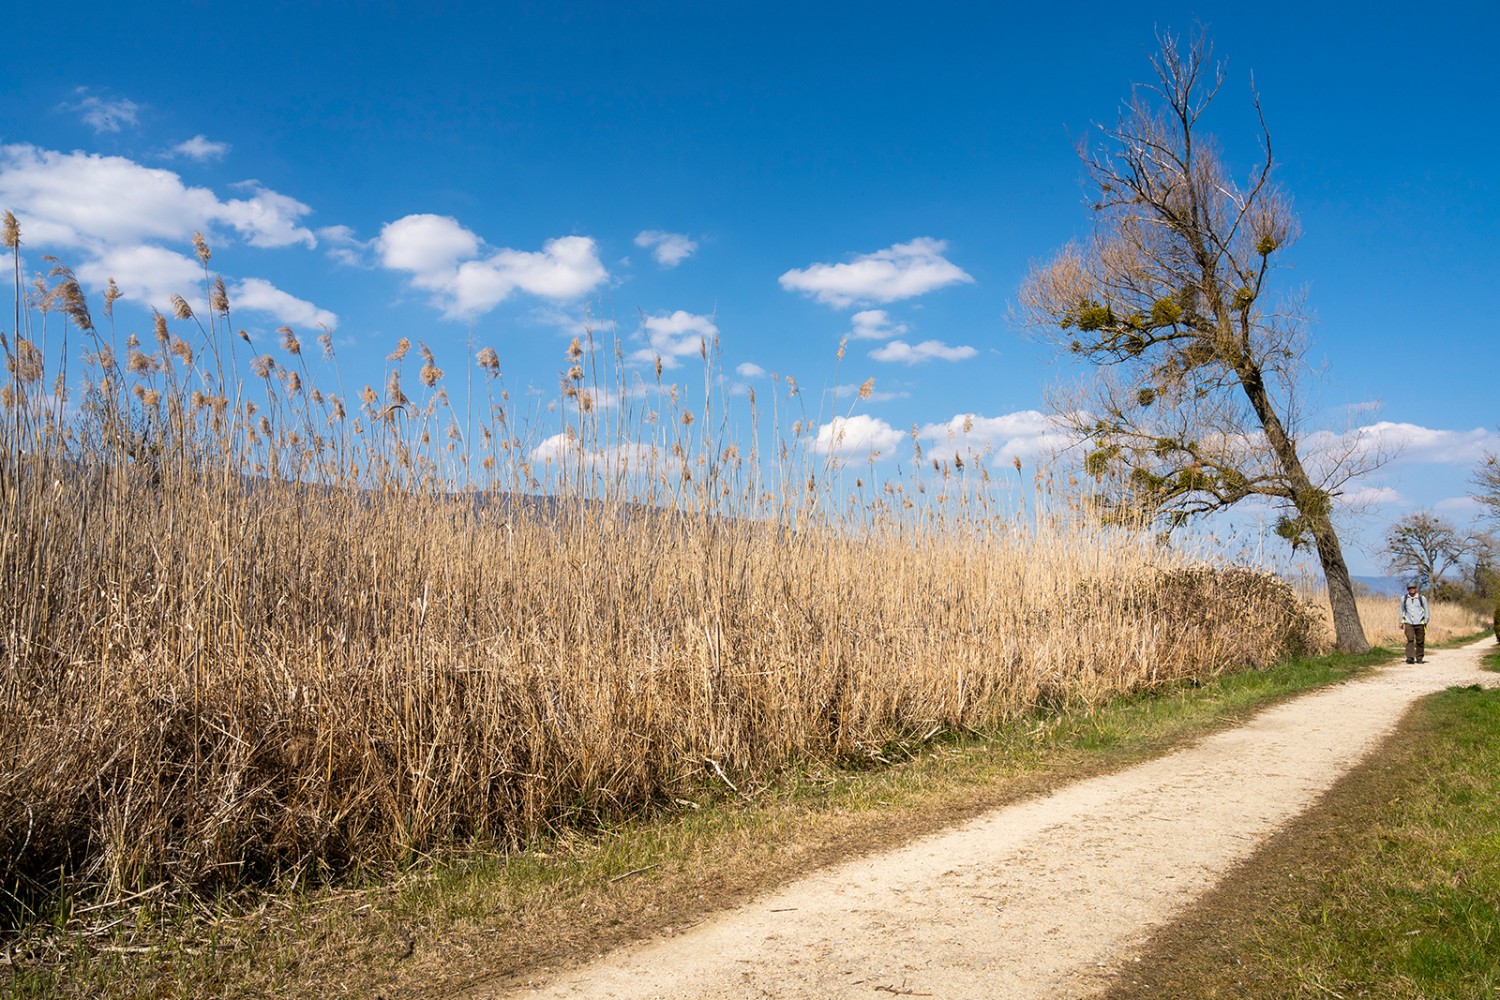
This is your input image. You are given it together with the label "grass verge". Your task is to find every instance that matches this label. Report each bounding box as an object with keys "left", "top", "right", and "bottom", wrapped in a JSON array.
[
  {"left": 1103, "top": 645, "right": 1500, "bottom": 1000},
  {"left": 2, "top": 646, "right": 1390, "bottom": 1000}
]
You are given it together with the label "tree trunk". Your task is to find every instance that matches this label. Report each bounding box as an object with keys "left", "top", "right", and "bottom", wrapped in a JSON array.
[
  {"left": 1307, "top": 512, "right": 1371, "bottom": 653},
  {"left": 1237, "top": 369, "right": 1370, "bottom": 652}
]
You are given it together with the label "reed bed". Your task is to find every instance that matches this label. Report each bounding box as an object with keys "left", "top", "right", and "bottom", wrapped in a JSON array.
[
  {"left": 0, "top": 229, "right": 1322, "bottom": 916},
  {"left": 1347, "top": 596, "right": 1488, "bottom": 649}
]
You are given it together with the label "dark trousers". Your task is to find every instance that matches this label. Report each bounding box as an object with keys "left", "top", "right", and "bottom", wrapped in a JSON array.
[{"left": 1404, "top": 623, "right": 1426, "bottom": 661}]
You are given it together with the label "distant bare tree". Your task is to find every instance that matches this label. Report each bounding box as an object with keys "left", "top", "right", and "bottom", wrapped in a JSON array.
[
  {"left": 1381, "top": 511, "right": 1466, "bottom": 590},
  {"left": 1017, "top": 30, "right": 1379, "bottom": 651},
  {"left": 1472, "top": 450, "right": 1500, "bottom": 522}
]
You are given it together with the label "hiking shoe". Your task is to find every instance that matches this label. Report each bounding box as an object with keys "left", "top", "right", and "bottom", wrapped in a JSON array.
[
  {"left": 1406, "top": 658, "right": 1415, "bottom": 664},
  {"left": 1416, "top": 658, "right": 1425, "bottom": 663}
]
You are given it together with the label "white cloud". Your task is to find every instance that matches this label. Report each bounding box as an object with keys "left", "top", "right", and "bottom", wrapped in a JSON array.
[
  {"left": 810, "top": 415, "right": 903, "bottom": 460},
  {"left": 171, "top": 135, "right": 230, "bottom": 161},
  {"left": 533, "top": 433, "right": 654, "bottom": 472},
  {"left": 0, "top": 143, "right": 335, "bottom": 334},
  {"left": 1342, "top": 486, "right": 1403, "bottom": 507},
  {"left": 66, "top": 90, "right": 140, "bottom": 133},
  {"left": 829, "top": 381, "right": 908, "bottom": 404},
  {"left": 848, "top": 309, "right": 907, "bottom": 340},
  {"left": 1434, "top": 495, "right": 1481, "bottom": 515},
  {"left": 317, "top": 224, "right": 369, "bottom": 266},
  {"left": 0, "top": 144, "right": 316, "bottom": 250},
  {"left": 76, "top": 245, "right": 204, "bottom": 313},
  {"left": 376, "top": 213, "right": 606, "bottom": 318},
  {"left": 779, "top": 238, "right": 974, "bottom": 308},
  {"left": 634, "top": 230, "right": 698, "bottom": 267},
  {"left": 736, "top": 362, "right": 766, "bottom": 378},
  {"left": 919, "top": 410, "right": 1071, "bottom": 467},
  {"left": 232, "top": 278, "right": 338, "bottom": 330},
  {"left": 869, "top": 339, "right": 977, "bottom": 364},
  {"left": 631, "top": 310, "right": 717, "bottom": 369},
  {"left": 376, "top": 214, "right": 479, "bottom": 277},
  {"left": 1342, "top": 421, "right": 1500, "bottom": 465},
  {"left": 73, "top": 247, "right": 336, "bottom": 329}
]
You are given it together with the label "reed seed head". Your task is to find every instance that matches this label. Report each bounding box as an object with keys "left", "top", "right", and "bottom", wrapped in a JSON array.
[
  {"left": 210, "top": 277, "right": 230, "bottom": 315},
  {"left": 9, "top": 338, "right": 43, "bottom": 383},
  {"left": 1, "top": 211, "right": 18, "bottom": 249},
  {"left": 192, "top": 232, "right": 211, "bottom": 265}
]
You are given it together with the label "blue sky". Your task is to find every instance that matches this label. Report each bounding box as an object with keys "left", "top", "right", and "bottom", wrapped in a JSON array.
[{"left": 1, "top": 1, "right": 1496, "bottom": 575}]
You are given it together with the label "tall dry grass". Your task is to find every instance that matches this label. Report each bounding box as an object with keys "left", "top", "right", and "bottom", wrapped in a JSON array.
[
  {"left": 0, "top": 227, "right": 1323, "bottom": 916},
  {"left": 1348, "top": 596, "right": 1488, "bottom": 648}
]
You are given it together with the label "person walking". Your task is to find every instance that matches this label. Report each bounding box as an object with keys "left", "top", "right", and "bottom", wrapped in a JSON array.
[{"left": 1400, "top": 582, "right": 1429, "bottom": 664}]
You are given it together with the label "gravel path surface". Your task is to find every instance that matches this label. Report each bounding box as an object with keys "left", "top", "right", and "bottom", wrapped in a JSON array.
[{"left": 479, "top": 639, "right": 1497, "bottom": 1000}]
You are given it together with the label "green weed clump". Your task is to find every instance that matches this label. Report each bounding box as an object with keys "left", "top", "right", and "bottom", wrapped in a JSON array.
[{"left": 0, "top": 228, "right": 1323, "bottom": 919}]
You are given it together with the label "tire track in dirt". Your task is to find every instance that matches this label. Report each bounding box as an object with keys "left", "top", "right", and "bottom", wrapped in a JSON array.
[{"left": 475, "top": 639, "right": 1497, "bottom": 1000}]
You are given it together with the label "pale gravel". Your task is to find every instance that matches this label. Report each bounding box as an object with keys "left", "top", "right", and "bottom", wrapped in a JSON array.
[{"left": 477, "top": 638, "right": 1497, "bottom": 1000}]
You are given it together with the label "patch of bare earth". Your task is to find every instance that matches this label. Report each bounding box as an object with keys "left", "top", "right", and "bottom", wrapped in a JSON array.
[{"left": 468, "top": 640, "right": 1497, "bottom": 1000}]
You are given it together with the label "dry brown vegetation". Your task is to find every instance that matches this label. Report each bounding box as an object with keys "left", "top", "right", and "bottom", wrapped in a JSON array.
[
  {"left": 1348, "top": 596, "right": 1486, "bottom": 649},
  {"left": 1, "top": 227, "right": 1324, "bottom": 922}
]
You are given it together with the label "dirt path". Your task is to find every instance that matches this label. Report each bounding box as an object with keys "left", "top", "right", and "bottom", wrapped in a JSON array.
[{"left": 477, "top": 639, "right": 1497, "bottom": 1000}]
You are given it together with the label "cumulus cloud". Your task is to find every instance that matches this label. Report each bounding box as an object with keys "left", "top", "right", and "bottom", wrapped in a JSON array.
[
  {"left": 848, "top": 309, "right": 907, "bottom": 340},
  {"left": 918, "top": 410, "right": 1071, "bottom": 467},
  {"left": 72, "top": 247, "right": 338, "bottom": 328},
  {"left": 0, "top": 142, "right": 333, "bottom": 332},
  {"left": 231, "top": 278, "right": 338, "bottom": 329},
  {"left": 75, "top": 245, "right": 204, "bottom": 313},
  {"left": 66, "top": 90, "right": 140, "bottom": 133},
  {"left": 1336, "top": 421, "right": 1500, "bottom": 465},
  {"left": 634, "top": 230, "right": 698, "bottom": 267},
  {"left": 869, "top": 339, "right": 977, "bottom": 364},
  {"left": 0, "top": 144, "right": 316, "bottom": 250},
  {"left": 630, "top": 310, "right": 717, "bottom": 368},
  {"left": 810, "top": 415, "right": 904, "bottom": 460},
  {"left": 376, "top": 213, "right": 606, "bottom": 318},
  {"left": 779, "top": 238, "right": 974, "bottom": 308},
  {"left": 736, "top": 362, "right": 766, "bottom": 378},
  {"left": 170, "top": 135, "right": 230, "bottom": 161}
]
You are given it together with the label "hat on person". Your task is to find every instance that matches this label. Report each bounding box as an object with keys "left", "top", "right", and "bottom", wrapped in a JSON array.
[{"left": 1406, "top": 581, "right": 1419, "bottom": 589}]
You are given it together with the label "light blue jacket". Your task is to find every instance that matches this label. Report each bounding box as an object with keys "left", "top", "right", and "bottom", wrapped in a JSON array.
[{"left": 1399, "top": 593, "right": 1429, "bottom": 626}]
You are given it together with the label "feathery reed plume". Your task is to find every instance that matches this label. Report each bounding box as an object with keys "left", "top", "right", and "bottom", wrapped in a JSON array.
[{"left": 210, "top": 276, "right": 230, "bottom": 316}]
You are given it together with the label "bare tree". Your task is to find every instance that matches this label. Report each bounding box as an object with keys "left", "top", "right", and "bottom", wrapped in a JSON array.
[
  {"left": 1472, "top": 450, "right": 1500, "bottom": 522},
  {"left": 1381, "top": 511, "right": 1466, "bottom": 590},
  {"left": 1017, "top": 30, "right": 1379, "bottom": 652}
]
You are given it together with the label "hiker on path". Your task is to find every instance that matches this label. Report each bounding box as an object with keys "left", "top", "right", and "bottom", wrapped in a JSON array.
[{"left": 1400, "top": 582, "right": 1430, "bottom": 663}]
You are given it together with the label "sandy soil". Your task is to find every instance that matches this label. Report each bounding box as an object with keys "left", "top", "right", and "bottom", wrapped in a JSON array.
[{"left": 476, "top": 639, "right": 1497, "bottom": 1000}]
